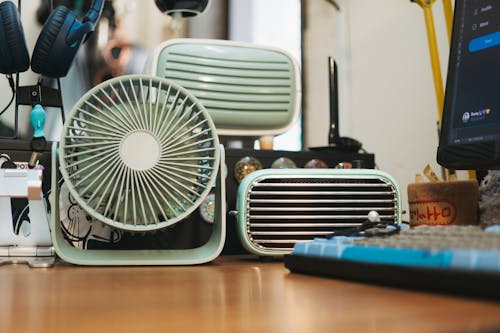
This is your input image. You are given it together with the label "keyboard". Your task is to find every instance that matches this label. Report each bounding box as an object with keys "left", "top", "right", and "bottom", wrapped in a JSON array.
[{"left": 284, "top": 225, "right": 500, "bottom": 299}]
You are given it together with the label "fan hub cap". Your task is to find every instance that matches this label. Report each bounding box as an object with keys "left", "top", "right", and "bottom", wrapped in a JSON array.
[{"left": 120, "top": 130, "right": 161, "bottom": 171}]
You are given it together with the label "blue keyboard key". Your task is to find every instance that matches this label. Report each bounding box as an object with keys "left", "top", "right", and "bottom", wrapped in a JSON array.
[{"left": 341, "top": 246, "right": 454, "bottom": 268}]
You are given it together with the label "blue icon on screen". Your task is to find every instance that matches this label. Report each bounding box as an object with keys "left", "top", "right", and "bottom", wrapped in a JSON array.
[{"left": 469, "top": 31, "right": 500, "bottom": 52}]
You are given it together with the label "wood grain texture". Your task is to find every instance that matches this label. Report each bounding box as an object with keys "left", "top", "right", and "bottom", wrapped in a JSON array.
[{"left": 1, "top": 256, "right": 499, "bottom": 333}]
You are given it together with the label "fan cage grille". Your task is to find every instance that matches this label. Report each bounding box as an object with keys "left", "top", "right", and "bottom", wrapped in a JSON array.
[{"left": 59, "top": 75, "right": 220, "bottom": 232}]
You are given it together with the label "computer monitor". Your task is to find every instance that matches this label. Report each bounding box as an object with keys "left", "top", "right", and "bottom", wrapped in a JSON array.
[{"left": 437, "top": 0, "right": 500, "bottom": 170}]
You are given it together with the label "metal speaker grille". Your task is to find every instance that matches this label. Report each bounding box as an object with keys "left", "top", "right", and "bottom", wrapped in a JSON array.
[
  {"left": 59, "top": 75, "right": 220, "bottom": 232},
  {"left": 245, "top": 176, "right": 399, "bottom": 251},
  {"left": 153, "top": 40, "right": 299, "bottom": 134}
]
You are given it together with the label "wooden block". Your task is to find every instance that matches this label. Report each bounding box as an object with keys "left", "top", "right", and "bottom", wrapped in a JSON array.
[{"left": 408, "top": 179, "right": 478, "bottom": 226}]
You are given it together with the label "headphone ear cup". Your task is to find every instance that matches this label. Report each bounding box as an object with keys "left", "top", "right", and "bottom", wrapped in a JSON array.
[
  {"left": 0, "top": 1, "right": 30, "bottom": 74},
  {"left": 31, "top": 6, "right": 78, "bottom": 78}
]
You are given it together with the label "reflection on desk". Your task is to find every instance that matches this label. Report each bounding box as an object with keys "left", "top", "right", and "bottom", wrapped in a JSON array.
[{"left": 0, "top": 256, "right": 500, "bottom": 333}]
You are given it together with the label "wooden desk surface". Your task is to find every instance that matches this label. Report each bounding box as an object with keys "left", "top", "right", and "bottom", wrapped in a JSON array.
[{"left": 1, "top": 256, "right": 499, "bottom": 333}]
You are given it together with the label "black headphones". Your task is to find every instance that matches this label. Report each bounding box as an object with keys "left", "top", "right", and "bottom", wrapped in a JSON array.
[{"left": 0, "top": 0, "right": 104, "bottom": 78}]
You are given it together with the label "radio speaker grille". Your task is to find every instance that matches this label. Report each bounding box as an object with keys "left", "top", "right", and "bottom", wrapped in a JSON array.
[
  {"left": 146, "top": 39, "right": 301, "bottom": 136},
  {"left": 236, "top": 169, "right": 401, "bottom": 256}
]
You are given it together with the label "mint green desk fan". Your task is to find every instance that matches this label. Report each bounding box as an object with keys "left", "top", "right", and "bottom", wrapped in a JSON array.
[
  {"left": 49, "top": 75, "right": 226, "bottom": 265},
  {"left": 145, "top": 39, "right": 301, "bottom": 137}
]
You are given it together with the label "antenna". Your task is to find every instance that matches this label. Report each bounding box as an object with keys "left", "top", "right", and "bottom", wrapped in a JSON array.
[
  {"left": 328, "top": 56, "right": 340, "bottom": 146},
  {"left": 310, "top": 56, "right": 362, "bottom": 153}
]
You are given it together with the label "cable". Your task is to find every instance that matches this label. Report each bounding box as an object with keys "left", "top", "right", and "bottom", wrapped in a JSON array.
[
  {"left": 0, "top": 75, "right": 15, "bottom": 118},
  {"left": 325, "top": 211, "right": 401, "bottom": 238}
]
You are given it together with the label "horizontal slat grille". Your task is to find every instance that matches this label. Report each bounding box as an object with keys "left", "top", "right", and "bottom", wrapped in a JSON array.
[
  {"left": 245, "top": 176, "right": 399, "bottom": 251},
  {"left": 160, "top": 51, "right": 294, "bottom": 114}
]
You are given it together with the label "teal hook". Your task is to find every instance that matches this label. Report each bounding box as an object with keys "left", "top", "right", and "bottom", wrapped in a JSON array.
[{"left": 30, "top": 104, "right": 46, "bottom": 138}]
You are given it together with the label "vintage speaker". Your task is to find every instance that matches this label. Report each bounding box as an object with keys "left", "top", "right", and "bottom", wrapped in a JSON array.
[
  {"left": 145, "top": 38, "right": 301, "bottom": 137},
  {"left": 234, "top": 168, "right": 401, "bottom": 257}
]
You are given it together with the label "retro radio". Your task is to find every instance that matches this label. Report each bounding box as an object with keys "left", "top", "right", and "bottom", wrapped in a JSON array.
[
  {"left": 145, "top": 38, "right": 301, "bottom": 137},
  {"left": 234, "top": 168, "right": 401, "bottom": 257}
]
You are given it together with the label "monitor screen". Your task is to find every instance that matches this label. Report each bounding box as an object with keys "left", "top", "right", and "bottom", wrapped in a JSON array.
[{"left": 437, "top": 0, "right": 500, "bottom": 170}]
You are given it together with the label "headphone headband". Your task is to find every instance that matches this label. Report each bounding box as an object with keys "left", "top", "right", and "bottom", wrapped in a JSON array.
[
  {"left": 66, "top": 0, "right": 105, "bottom": 45},
  {"left": 83, "top": 0, "right": 104, "bottom": 25},
  {"left": 1, "top": 0, "right": 105, "bottom": 77}
]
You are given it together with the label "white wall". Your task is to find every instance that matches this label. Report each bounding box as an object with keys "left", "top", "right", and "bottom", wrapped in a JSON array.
[
  {"left": 302, "top": 0, "right": 352, "bottom": 146},
  {"left": 304, "top": 0, "right": 455, "bottom": 219},
  {"left": 229, "top": 0, "right": 302, "bottom": 151}
]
